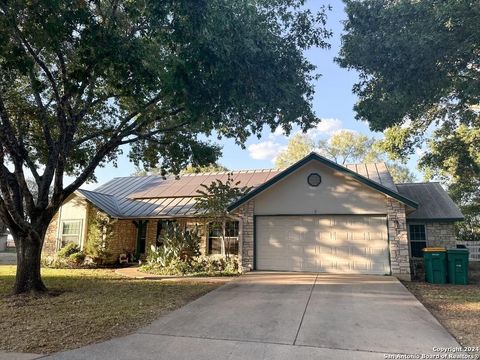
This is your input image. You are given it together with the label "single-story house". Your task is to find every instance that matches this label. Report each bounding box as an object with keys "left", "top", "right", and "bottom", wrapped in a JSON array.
[{"left": 43, "top": 153, "right": 463, "bottom": 280}]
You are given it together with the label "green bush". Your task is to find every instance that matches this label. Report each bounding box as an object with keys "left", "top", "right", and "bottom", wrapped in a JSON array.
[
  {"left": 69, "top": 251, "right": 86, "bottom": 264},
  {"left": 43, "top": 243, "right": 87, "bottom": 268},
  {"left": 58, "top": 243, "right": 81, "bottom": 258},
  {"left": 147, "top": 223, "right": 201, "bottom": 267},
  {"left": 143, "top": 223, "right": 238, "bottom": 276},
  {"left": 141, "top": 255, "right": 239, "bottom": 276},
  {"left": 85, "top": 207, "right": 113, "bottom": 264}
]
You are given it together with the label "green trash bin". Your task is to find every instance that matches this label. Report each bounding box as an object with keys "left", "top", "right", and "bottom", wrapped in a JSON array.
[
  {"left": 423, "top": 247, "right": 447, "bottom": 284},
  {"left": 447, "top": 248, "right": 469, "bottom": 285}
]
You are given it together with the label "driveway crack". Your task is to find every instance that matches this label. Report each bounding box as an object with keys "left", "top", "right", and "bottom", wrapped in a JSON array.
[{"left": 293, "top": 274, "right": 318, "bottom": 345}]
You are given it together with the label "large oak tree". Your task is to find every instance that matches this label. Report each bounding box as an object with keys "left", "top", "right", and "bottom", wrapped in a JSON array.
[
  {"left": 0, "top": 0, "right": 331, "bottom": 294},
  {"left": 337, "top": 0, "right": 479, "bottom": 240}
]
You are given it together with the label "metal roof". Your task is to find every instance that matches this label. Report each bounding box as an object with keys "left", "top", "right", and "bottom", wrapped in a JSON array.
[
  {"left": 344, "top": 162, "right": 397, "bottom": 192},
  {"left": 77, "top": 189, "right": 120, "bottom": 217},
  {"left": 396, "top": 183, "right": 464, "bottom": 221},
  {"left": 72, "top": 156, "right": 457, "bottom": 219}
]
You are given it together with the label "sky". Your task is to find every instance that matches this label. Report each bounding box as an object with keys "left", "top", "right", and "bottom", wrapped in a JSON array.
[{"left": 78, "top": 0, "right": 420, "bottom": 190}]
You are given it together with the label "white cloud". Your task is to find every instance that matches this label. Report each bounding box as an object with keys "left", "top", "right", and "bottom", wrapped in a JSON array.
[
  {"left": 307, "top": 118, "right": 343, "bottom": 138},
  {"left": 247, "top": 141, "right": 285, "bottom": 161}
]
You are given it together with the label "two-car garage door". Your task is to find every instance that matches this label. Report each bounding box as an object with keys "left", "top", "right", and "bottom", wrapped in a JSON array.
[{"left": 256, "top": 215, "right": 390, "bottom": 274}]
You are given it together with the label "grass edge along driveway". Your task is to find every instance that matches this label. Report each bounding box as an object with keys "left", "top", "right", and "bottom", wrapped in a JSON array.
[{"left": 0, "top": 266, "right": 225, "bottom": 354}]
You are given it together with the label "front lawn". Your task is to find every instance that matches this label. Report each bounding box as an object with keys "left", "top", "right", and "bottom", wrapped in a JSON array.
[
  {"left": 0, "top": 265, "right": 223, "bottom": 354},
  {"left": 403, "top": 264, "right": 480, "bottom": 350}
]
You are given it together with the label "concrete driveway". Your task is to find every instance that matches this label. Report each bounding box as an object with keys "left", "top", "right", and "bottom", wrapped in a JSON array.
[{"left": 45, "top": 273, "right": 461, "bottom": 360}]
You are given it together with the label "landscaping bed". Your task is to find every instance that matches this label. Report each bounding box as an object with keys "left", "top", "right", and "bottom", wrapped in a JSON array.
[
  {"left": 403, "top": 263, "right": 480, "bottom": 351},
  {"left": 0, "top": 265, "right": 223, "bottom": 354}
]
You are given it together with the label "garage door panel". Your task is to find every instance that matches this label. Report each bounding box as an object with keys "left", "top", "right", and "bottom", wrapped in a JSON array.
[{"left": 256, "top": 216, "right": 389, "bottom": 274}]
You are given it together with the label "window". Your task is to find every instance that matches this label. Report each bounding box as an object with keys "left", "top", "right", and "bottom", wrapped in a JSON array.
[
  {"left": 61, "top": 220, "right": 82, "bottom": 247},
  {"left": 409, "top": 224, "right": 426, "bottom": 258},
  {"left": 156, "top": 220, "right": 176, "bottom": 247},
  {"left": 208, "top": 221, "right": 239, "bottom": 255}
]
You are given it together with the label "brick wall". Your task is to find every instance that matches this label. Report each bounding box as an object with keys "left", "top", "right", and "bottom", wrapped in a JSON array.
[
  {"left": 43, "top": 212, "right": 59, "bottom": 256},
  {"left": 109, "top": 220, "right": 137, "bottom": 261},
  {"left": 233, "top": 200, "right": 255, "bottom": 272},
  {"left": 386, "top": 198, "right": 411, "bottom": 280},
  {"left": 109, "top": 217, "right": 209, "bottom": 262}
]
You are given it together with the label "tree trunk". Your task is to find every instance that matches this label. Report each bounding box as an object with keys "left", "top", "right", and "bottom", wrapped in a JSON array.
[
  {"left": 222, "top": 219, "right": 230, "bottom": 259},
  {"left": 13, "top": 234, "right": 47, "bottom": 294}
]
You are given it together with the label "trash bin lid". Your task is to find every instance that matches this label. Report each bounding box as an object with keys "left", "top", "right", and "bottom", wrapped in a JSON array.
[
  {"left": 447, "top": 248, "right": 469, "bottom": 253},
  {"left": 422, "top": 247, "right": 446, "bottom": 252}
]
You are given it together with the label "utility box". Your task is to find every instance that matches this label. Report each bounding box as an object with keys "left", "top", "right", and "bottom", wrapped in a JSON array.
[
  {"left": 423, "top": 247, "right": 447, "bottom": 284},
  {"left": 447, "top": 248, "right": 469, "bottom": 285}
]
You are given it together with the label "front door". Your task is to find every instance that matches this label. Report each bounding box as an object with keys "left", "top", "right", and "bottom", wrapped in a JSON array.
[{"left": 135, "top": 220, "right": 148, "bottom": 259}]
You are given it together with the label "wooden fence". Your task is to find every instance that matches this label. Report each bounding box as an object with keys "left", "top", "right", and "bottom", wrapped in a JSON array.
[{"left": 457, "top": 241, "right": 480, "bottom": 261}]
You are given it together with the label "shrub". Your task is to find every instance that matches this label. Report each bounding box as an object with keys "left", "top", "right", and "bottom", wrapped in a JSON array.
[
  {"left": 58, "top": 243, "right": 81, "bottom": 258},
  {"left": 141, "top": 255, "right": 239, "bottom": 276},
  {"left": 44, "top": 243, "right": 87, "bottom": 268},
  {"left": 85, "top": 208, "right": 113, "bottom": 264},
  {"left": 147, "top": 223, "right": 201, "bottom": 267},
  {"left": 69, "top": 252, "right": 86, "bottom": 265}
]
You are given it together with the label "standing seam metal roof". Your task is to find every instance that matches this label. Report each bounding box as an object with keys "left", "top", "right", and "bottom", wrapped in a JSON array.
[{"left": 76, "top": 161, "right": 458, "bottom": 220}]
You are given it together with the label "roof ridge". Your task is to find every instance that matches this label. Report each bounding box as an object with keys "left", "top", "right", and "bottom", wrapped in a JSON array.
[
  {"left": 78, "top": 188, "right": 117, "bottom": 197},
  {"left": 107, "top": 169, "right": 283, "bottom": 179},
  {"left": 344, "top": 161, "right": 387, "bottom": 166},
  {"left": 396, "top": 182, "right": 441, "bottom": 185}
]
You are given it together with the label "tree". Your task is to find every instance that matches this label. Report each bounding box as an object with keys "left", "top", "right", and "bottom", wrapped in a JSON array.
[
  {"left": 317, "top": 130, "right": 376, "bottom": 165},
  {"left": 181, "top": 164, "right": 229, "bottom": 175},
  {"left": 133, "top": 163, "right": 228, "bottom": 176},
  {"left": 448, "top": 179, "right": 480, "bottom": 242},
  {"left": 274, "top": 134, "right": 313, "bottom": 169},
  {"left": 275, "top": 130, "right": 416, "bottom": 183},
  {"left": 337, "top": 0, "right": 479, "bottom": 232},
  {"left": 195, "top": 174, "right": 251, "bottom": 258},
  {"left": 0, "top": 0, "right": 331, "bottom": 293}
]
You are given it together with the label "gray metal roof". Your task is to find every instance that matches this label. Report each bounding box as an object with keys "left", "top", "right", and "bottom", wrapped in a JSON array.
[
  {"left": 84, "top": 170, "right": 281, "bottom": 218},
  {"left": 77, "top": 189, "right": 120, "bottom": 217},
  {"left": 344, "top": 162, "right": 397, "bottom": 191},
  {"left": 396, "top": 183, "right": 464, "bottom": 221},
  {"left": 75, "top": 163, "right": 455, "bottom": 220}
]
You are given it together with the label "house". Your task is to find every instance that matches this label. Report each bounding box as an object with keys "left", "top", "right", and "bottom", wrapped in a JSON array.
[{"left": 43, "top": 153, "right": 463, "bottom": 280}]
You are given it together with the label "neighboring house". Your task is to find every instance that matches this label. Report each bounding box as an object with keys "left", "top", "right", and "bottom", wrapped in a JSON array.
[{"left": 43, "top": 153, "right": 463, "bottom": 280}]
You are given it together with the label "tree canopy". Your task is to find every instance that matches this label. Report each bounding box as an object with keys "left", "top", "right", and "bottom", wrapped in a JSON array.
[
  {"left": 337, "top": 0, "right": 479, "bottom": 241},
  {"left": 133, "top": 163, "right": 228, "bottom": 176},
  {"left": 0, "top": 0, "right": 331, "bottom": 293},
  {"left": 195, "top": 173, "right": 251, "bottom": 257},
  {"left": 274, "top": 131, "right": 416, "bottom": 183}
]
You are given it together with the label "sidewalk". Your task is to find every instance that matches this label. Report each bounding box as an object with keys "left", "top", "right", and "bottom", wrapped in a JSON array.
[
  {"left": 0, "top": 351, "right": 42, "bottom": 360},
  {"left": 114, "top": 266, "right": 236, "bottom": 283}
]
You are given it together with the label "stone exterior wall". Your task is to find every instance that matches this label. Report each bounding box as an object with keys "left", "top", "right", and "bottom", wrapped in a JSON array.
[
  {"left": 233, "top": 200, "right": 255, "bottom": 272},
  {"left": 425, "top": 222, "right": 456, "bottom": 248},
  {"left": 386, "top": 198, "right": 411, "bottom": 280},
  {"left": 43, "top": 212, "right": 59, "bottom": 256}
]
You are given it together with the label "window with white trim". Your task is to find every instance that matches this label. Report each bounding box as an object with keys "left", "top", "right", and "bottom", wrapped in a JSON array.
[
  {"left": 409, "top": 224, "right": 426, "bottom": 258},
  {"left": 61, "top": 220, "right": 82, "bottom": 247},
  {"left": 208, "top": 221, "right": 239, "bottom": 255}
]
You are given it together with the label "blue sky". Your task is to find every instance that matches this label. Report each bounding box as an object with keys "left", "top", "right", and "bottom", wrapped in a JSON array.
[{"left": 79, "top": 0, "right": 420, "bottom": 189}]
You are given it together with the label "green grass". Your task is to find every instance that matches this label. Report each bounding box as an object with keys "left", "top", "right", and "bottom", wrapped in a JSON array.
[{"left": 0, "top": 265, "right": 223, "bottom": 354}]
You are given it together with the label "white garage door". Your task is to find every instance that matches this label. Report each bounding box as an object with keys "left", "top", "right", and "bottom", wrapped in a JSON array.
[{"left": 256, "top": 215, "right": 390, "bottom": 274}]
